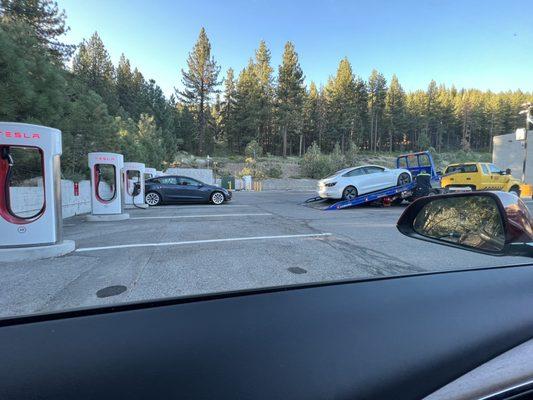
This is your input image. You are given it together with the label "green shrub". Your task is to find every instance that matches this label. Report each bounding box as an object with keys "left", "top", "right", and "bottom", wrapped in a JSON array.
[
  {"left": 300, "top": 142, "right": 336, "bottom": 179},
  {"left": 265, "top": 164, "right": 283, "bottom": 178},
  {"left": 244, "top": 140, "right": 263, "bottom": 158}
]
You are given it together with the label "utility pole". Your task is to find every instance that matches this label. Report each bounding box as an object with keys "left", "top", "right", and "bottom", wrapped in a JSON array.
[{"left": 519, "top": 102, "right": 533, "bottom": 182}]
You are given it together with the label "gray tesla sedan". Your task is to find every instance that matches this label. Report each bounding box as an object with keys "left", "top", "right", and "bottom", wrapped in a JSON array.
[{"left": 142, "top": 175, "right": 232, "bottom": 206}]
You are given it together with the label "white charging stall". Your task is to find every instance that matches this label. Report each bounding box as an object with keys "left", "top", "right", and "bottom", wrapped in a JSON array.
[
  {"left": 123, "top": 162, "right": 148, "bottom": 209},
  {"left": 0, "top": 122, "right": 75, "bottom": 261},
  {"left": 87, "top": 152, "right": 129, "bottom": 221},
  {"left": 144, "top": 167, "right": 157, "bottom": 180}
]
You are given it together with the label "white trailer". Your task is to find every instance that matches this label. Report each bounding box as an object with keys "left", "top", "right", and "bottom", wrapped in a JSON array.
[{"left": 492, "top": 131, "right": 533, "bottom": 184}]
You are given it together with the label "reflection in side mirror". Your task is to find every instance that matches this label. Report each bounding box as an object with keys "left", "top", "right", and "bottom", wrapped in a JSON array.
[
  {"left": 397, "top": 192, "right": 533, "bottom": 257},
  {"left": 414, "top": 196, "right": 505, "bottom": 252}
]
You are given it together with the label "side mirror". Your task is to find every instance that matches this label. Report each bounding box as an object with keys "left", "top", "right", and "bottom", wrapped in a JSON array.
[{"left": 397, "top": 192, "right": 533, "bottom": 257}]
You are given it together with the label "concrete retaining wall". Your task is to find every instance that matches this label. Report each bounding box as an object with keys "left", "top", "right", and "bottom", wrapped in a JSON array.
[
  {"left": 9, "top": 179, "right": 108, "bottom": 219},
  {"left": 164, "top": 168, "right": 214, "bottom": 184},
  {"left": 261, "top": 178, "right": 318, "bottom": 191}
]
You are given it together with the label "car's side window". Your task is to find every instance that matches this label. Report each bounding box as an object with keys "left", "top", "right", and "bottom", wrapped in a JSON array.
[
  {"left": 178, "top": 177, "right": 200, "bottom": 186},
  {"left": 363, "top": 166, "right": 385, "bottom": 174},
  {"left": 489, "top": 164, "right": 501, "bottom": 174},
  {"left": 159, "top": 177, "right": 177, "bottom": 185},
  {"left": 344, "top": 168, "right": 365, "bottom": 177},
  {"left": 481, "top": 164, "right": 490, "bottom": 175}
]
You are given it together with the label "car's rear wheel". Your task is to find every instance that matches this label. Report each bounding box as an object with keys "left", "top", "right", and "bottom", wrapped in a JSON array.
[
  {"left": 342, "top": 186, "right": 358, "bottom": 201},
  {"left": 211, "top": 191, "right": 225, "bottom": 205},
  {"left": 397, "top": 173, "right": 411, "bottom": 186},
  {"left": 145, "top": 192, "right": 161, "bottom": 206}
]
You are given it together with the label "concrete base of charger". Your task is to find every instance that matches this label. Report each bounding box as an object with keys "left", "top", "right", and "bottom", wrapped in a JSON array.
[
  {"left": 86, "top": 213, "right": 130, "bottom": 222},
  {"left": 124, "top": 203, "right": 149, "bottom": 209},
  {"left": 0, "top": 240, "right": 76, "bottom": 263}
]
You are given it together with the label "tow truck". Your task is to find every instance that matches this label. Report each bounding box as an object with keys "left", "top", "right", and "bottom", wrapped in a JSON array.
[{"left": 305, "top": 151, "right": 441, "bottom": 210}]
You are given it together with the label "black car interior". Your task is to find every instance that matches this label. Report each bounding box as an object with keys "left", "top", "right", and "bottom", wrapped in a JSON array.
[{"left": 2, "top": 263, "right": 533, "bottom": 399}]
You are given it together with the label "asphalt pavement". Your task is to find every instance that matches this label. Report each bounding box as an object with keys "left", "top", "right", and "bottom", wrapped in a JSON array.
[{"left": 0, "top": 191, "right": 531, "bottom": 319}]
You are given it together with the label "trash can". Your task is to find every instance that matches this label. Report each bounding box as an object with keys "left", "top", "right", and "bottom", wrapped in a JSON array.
[{"left": 221, "top": 176, "right": 235, "bottom": 190}]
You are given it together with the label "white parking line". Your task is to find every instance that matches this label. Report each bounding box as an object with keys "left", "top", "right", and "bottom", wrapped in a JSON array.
[
  {"left": 130, "top": 213, "right": 272, "bottom": 220},
  {"left": 75, "top": 233, "right": 332, "bottom": 252}
]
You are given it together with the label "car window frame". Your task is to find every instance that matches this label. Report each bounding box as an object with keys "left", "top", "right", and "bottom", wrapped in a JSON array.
[
  {"left": 159, "top": 176, "right": 178, "bottom": 185},
  {"left": 177, "top": 177, "right": 202, "bottom": 186},
  {"left": 363, "top": 166, "right": 385, "bottom": 175},
  {"left": 489, "top": 164, "right": 501, "bottom": 174},
  {"left": 342, "top": 168, "right": 365, "bottom": 177}
]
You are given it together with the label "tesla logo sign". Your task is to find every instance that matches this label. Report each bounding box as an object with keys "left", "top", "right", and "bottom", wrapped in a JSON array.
[
  {"left": 0, "top": 130, "right": 41, "bottom": 139},
  {"left": 95, "top": 156, "right": 116, "bottom": 162}
]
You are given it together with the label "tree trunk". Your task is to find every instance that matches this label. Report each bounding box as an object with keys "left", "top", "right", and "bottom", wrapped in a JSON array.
[
  {"left": 299, "top": 134, "right": 303, "bottom": 157},
  {"left": 198, "top": 90, "right": 205, "bottom": 156},
  {"left": 282, "top": 125, "right": 287, "bottom": 157}
]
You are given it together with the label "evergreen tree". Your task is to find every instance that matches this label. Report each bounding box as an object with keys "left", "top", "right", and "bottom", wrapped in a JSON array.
[
  {"left": 368, "top": 69, "right": 387, "bottom": 151},
  {"left": 276, "top": 41, "right": 305, "bottom": 157},
  {"left": 72, "top": 32, "right": 117, "bottom": 113},
  {"left": 0, "top": 0, "right": 74, "bottom": 61},
  {"left": 115, "top": 54, "right": 135, "bottom": 117},
  {"left": 179, "top": 27, "right": 221, "bottom": 155},
  {"left": 233, "top": 60, "right": 261, "bottom": 152},
  {"left": 221, "top": 68, "right": 238, "bottom": 151},
  {"left": 324, "top": 58, "right": 358, "bottom": 152},
  {"left": 384, "top": 74, "right": 406, "bottom": 152},
  {"left": 254, "top": 40, "right": 274, "bottom": 150}
]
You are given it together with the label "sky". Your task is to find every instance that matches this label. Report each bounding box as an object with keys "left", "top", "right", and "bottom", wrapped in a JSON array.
[{"left": 57, "top": 0, "right": 532, "bottom": 98}]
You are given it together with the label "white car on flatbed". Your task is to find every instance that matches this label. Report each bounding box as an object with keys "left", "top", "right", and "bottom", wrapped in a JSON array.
[{"left": 317, "top": 165, "right": 412, "bottom": 200}]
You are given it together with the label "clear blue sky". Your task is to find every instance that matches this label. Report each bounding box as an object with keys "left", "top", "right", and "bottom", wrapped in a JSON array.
[{"left": 58, "top": 0, "right": 532, "bottom": 98}]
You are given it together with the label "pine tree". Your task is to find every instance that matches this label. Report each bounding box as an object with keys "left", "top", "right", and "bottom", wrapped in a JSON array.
[
  {"left": 116, "top": 54, "right": 135, "bottom": 117},
  {"left": 368, "top": 69, "right": 387, "bottom": 151},
  {"left": 72, "top": 32, "right": 117, "bottom": 113},
  {"left": 276, "top": 41, "right": 305, "bottom": 157},
  {"left": 221, "top": 68, "right": 237, "bottom": 151},
  {"left": 179, "top": 27, "right": 221, "bottom": 155},
  {"left": 254, "top": 40, "right": 274, "bottom": 151},
  {"left": 303, "top": 81, "right": 320, "bottom": 152},
  {"left": 233, "top": 60, "right": 261, "bottom": 152},
  {"left": 0, "top": 0, "right": 75, "bottom": 61},
  {"left": 384, "top": 74, "right": 406, "bottom": 152},
  {"left": 324, "top": 58, "right": 358, "bottom": 152}
]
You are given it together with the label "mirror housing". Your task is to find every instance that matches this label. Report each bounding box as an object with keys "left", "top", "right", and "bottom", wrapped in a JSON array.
[{"left": 397, "top": 191, "right": 533, "bottom": 257}]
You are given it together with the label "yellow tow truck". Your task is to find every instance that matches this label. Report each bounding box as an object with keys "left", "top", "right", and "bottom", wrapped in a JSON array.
[{"left": 441, "top": 162, "right": 521, "bottom": 196}]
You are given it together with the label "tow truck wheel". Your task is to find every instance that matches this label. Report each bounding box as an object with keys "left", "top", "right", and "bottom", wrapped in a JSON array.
[
  {"left": 342, "top": 186, "right": 358, "bottom": 201},
  {"left": 509, "top": 186, "right": 521, "bottom": 197},
  {"left": 397, "top": 173, "right": 411, "bottom": 186}
]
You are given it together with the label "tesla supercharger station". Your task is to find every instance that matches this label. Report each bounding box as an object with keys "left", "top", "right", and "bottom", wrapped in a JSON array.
[
  {"left": 0, "top": 122, "right": 75, "bottom": 262},
  {"left": 87, "top": 152, "right": 129, "bottom": 221},
  {"left": 123, "top": 162, "right": 148, "bottom": 209}
]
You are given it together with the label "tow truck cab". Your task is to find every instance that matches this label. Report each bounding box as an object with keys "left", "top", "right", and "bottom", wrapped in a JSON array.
[
  {"left": 441, "top": 162, "right": 521, "bottom": 195},
  {"left": 396, "top": 151, "right": 441, "bottom": 187}
]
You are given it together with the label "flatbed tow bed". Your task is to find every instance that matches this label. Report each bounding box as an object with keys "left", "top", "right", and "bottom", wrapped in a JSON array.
[{"left": 304, "top": 182, "right": 417, "bottom": 210}]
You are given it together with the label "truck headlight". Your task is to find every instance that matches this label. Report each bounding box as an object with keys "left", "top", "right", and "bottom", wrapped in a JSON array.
[{"left": 325, "top": 182, "right": 337, "bottom": 187}]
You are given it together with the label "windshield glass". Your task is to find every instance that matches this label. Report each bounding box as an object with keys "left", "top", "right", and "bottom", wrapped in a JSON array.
[{"left": 0, "top": 0, "right": 532, "bottom": 320}]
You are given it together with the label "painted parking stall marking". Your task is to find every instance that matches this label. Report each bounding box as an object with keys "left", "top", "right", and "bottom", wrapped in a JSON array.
[
  {"left": 76, "top": 232, "right": 332, "bottom": 253},
  {"left": 129, "top": 213, "right": 272, "bottom": 220}
]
